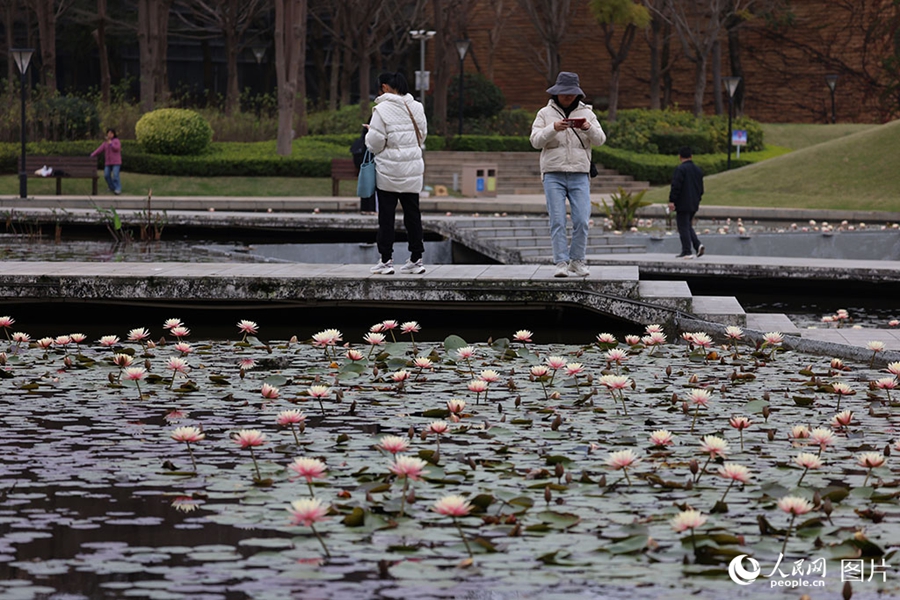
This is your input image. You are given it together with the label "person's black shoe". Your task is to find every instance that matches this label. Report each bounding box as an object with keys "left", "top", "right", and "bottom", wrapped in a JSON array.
[
  {"left": 675, "top": 253, "right": 694, "bottom": 259},
  {"left": 697, "top": 245, "right": 705, "bottom": 257}
]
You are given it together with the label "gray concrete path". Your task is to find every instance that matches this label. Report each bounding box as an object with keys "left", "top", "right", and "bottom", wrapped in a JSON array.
[{"left": 3, "top": 194, "right": 899, "bottom": 355}]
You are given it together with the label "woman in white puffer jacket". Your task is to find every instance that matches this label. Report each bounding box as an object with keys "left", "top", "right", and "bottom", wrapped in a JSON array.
[{"left": 365, "top": 72, "right": 428, "bottom": 275}]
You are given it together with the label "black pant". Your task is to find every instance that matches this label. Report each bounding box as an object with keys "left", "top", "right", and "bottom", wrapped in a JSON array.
[
  {"left": 375, "top": 188, "right": 424, "bottom": 263},
  {"left": 360, "top": 195, "right": 375, "bottom": 212},
  {"left": 676, "top": 210, "right": 701, "bottom": 255}
]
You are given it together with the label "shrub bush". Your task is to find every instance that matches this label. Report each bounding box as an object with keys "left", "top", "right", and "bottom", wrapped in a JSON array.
[
  {"left": 445, "top": 73, "right": 506, "bottom": 119},
  {"left": 34, "top": 94, "right": 100, "bottom": 142},
  {"left": 649, "top": 129, "right": 716, "bottom": 155},
  {"left": 135, "top": 108, "right": 214, "bottom": 155}
]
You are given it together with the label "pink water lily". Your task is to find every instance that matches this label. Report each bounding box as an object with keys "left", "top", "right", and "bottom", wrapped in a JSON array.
[
  {"left": 642, "top": 331, "right": 666, "bottom": 354},
  {"left": 729, "top": 416, "right": 752, "bottom": 451},
  {"left": 831, "top": 409, "right": 854, "bottom": 430},
  {"left": 671, "top": 509, "right": 706, "bottom": 555},
  {"left": 390, "top": 455, "right": 429, "bottom": 517},
  {"left": 686, "top": 388, "right": 712, "bottom": 433},
  {"left": 875, "top": 377, "right": 897, "bottom": 400},
  {"left": 173, "top": 342, "right": 192, "bottom": 356},
  {"left": 260, "top": 383, "right": 280, "bottom": 400},
  {"left": 830, "top": 381, "right": 855, "bottom": 411},
  {"left": 128, "top": 327, "right": 150, "bottom": 344},
  {"left": 378, "top": 435, "right": 410, "bottom": 455},
  {"left": 166, "top": 356, "right": 189, "bottom": 388},
  {"left": 624, "top": 334, "right": 641, "bottom": 346},
  {"left": 696, "top": 435, "right": 728, "bottom": 483},
  {"left": 237, "top": 320, "right": 258, "bottom": 340},
  {"left": 810, "top": 427, "right": 836, "bottom": 455},
  {"left": 467, "top": 378, "right": 489, "bottom": 403},
  {"left": 777, "top": 495, "right": 813, "bottom": 556},
  {"left": 794, "top": 452, "right": 822, "bottom": 486},
  {"left": 761, "top": 331, "right": 783, "bottom": 359},
  {"left": 433, "top": 494, "right": 475, "bottom": 558},
  {"left": 857, "top": 452, "right": 886, "bottom": 486},
  {"left": 276, "top": 409, "right": 306, "bottom": 444},
  {"left": 649, "top": 429, "right": 674, "bottom": 447},
  {"left": 12, "top": 332, "right": 31, "bottom": 348},
  {"left": 530, "top": 364, "right": 551, "bottom": 400},
  {"left": 596, "top": 333, "right": 617, "bottom": 346},
  {"left": 605, "top": 348, "right": 628, "bottom": 373},
  {"left": 717, "top": 463, "right": 751, "bottom": 503},
  {"left": 447, "top": 398, "right": 466, "bottom": 415},
  {"left": 513, "top": 329, "right": 532, "bottom": 344},
  {"left": 599, "top": 374, "right": 631, "bottom": 415},
  {"left": 400, "top": 321, "right": 420, "bottom": 349},
  {"left": 235, "top": 429, "right": 266, "bottom": 480},
  {"left": 456, "top": 346, "right": 476, "bottom": 375},
  {"left": 381, "top": 320, "right": 399, "bottom": 342},
  {"left": 346, "top": 349, "right": 364, "bottom": 362},
  {"left": 790, "top": 425, "right": 811, "bottom": 441},
  {"left": 888, "top": 361, "right": 900, "bottom": 378},
  {"left": 606, "top": 449, "right": 639, "bottom": 486},
  {"left": 123, "top": 366, "right": 147, "bottom": 399},
  {"left": 289, "top": 457, "right": 328, "bottom": 495},
  {"left": 171, "top": 426, "right": 204, "bottom": 472},
  {"left": 163, "top": 318, "right": 183, "bottom": 330},
  {"left": 36, "top": 337, "right": 53, "bottom": 349},
  {"left": 69, "top": 333, "right": 86, "bottom": 345},
  {"left": 287, "top": 498, "right": 331, "bottom": 557},
  {"left": 98, "top": 335, "right": 119, "bottom": 348},
  {"left": 867, "top": 340, "right": 886, "bottom": 367},
  {"left": 170, "top": 326, "right": 190, "bottom": 339},
  {"left": 0, "top": 316, "right": 15, "bottom": 334},
  {"left": 364, "top": 332, "right": 386, "bottom": 359},
  {"left": 307, "top": 385, "right": 331, "bottom": 415}
]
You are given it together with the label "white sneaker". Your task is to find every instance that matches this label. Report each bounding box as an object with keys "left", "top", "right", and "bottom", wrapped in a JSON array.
[
  {"left": 400, "top": 258, "right": 426, "bottom": 274},
  {"left": 554, "top": 262, "right": 569, "bottom": 278},
  {"left": 568, "top": 260, "right": 590, "bottom": 277},
  {"left": 370, "top": 259, "right": 394, "bottom": 274}
]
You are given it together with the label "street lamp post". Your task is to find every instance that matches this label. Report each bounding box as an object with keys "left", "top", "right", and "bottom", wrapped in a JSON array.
[
  {"left": 455, "top": 39, "right": 470, "bottom": 136},
  {"left": 722, "top": 76, "right": 741, "bottom": 171},
  {"left": 409, "top": 30, "right": 435, "bottom": 105},
  {"left": 250, "top": 45, "right": 267, "bottom": 118},
  {"left": 11, "top": 48, "right": 34, "bottom": 199},
  {"left": 825, "top": 74, "right": 838, "bottom": 124}
]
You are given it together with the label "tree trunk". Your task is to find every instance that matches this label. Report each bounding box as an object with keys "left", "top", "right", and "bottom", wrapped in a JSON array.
[
  {"left": 712, "top": 39, "right": 723, "bottom": 115},
  {"left": 293, "top": 0, "right": 308, "bottom": 137},
  {"left": 33, "top": 0, "right": 57, "bottom": 91},
  {"left": 647, "top": 17, "right": 661, "bottom": 110},
  {"left": 201, "top": 39, "right": 214, "bottom": 107},
  {"left": 358, "top": 49, "right": 371, "bottom": 121},
  {"left": 340, "top": 40, "right": 352, "bottom": 106},
  {"left": 155, "top": 1, "right": 172, "bottom": 103},
  {"left": 692, "top": 53, "right": 707, "bottom": 116},
  {"left": 6, "top": 2, "right": 17, "bottom": 84},
  {"left": 137, "top": 0, "right": 158, "bottom": 111},
  {"left": 329, "top": 44, "right": 340, "bottom": 110},
  {"left": 224, "top": 29, "right": 240, "bottom": 115},
  {"left": 661, "top": 20, "right": 672, "bottom": 108},
  {"left": 94, "top": 0, "right": 110, "bottom": 104},
  {"left": 275, "top": 0, "right": 306, "bottom": 155},
  {"left": 431, "top": 0, "right": 449, "bottom": 134}
]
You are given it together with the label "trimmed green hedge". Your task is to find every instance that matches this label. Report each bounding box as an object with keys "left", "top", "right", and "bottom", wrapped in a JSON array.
[
  {"left": 136, "top": 109, "right": 214, "bottom": 155},
  {"left": 0, "top": 135, "right": 788, "bottom": 182}
]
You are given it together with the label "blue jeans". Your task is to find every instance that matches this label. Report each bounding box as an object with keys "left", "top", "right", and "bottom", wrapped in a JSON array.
[
  {"left": 542, "top": 172, "right": 591, "bottom": 263},
  {"left": 104, "top": 164, "right": 121, "bottom": 194}
]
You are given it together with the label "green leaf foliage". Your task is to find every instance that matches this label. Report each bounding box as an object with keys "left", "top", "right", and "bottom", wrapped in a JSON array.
[{"left": 135, "top": 108, "right": 214, "bottom": 156}]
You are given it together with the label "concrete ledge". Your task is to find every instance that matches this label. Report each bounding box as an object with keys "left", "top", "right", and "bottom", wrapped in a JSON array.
[
  {"left": 746, "top": 313, "right": 803, "bottom": 335},
  {"left": 638, "top": 281, "right": 692, "bottom": 312},
  {"left": 690, "top": 295, "right": 746, "bottom": 327}
]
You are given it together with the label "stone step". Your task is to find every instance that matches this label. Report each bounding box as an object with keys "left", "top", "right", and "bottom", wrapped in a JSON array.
[
  {"left": 488, "top": 235, "right": 632, "bottom": 248},
  {"left": 745, "top": 313, "right": 803, "bottom": 335},
  {"left": 518, "top": 244, "right": 648, "bottom": 259},
  {"left": 690, "top": 295, "right": 746, "bottom": 327},
  {"left": 638, "top": 280, "right": 692, "bottom": 312}
]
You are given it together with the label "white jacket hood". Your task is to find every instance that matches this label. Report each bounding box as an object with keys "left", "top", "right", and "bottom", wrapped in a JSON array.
[{"left": 530, "top": 100, "right": 606, "bottom": 176}]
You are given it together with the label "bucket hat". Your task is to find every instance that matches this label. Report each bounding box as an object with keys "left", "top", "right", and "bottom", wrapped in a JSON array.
[{"left": 546, "top": 72, "right": 585, "bottom": 96}]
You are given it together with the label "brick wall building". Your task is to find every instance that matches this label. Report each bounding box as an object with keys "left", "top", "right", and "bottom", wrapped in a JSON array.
[{"left": 461, "top": 0, "right": 898, "bottom": 123}]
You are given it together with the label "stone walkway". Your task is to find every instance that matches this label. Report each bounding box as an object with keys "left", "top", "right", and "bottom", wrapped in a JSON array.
[{"left": 3, "top": 193, "right": 899, "bottom": 356}]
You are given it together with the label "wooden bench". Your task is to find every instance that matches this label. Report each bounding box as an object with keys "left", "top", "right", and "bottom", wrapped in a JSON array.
[
  {"left": 331, "top": 158, "right": 358, "bottom": 196},
  {"left": 19, "top": 156, "right": 99, "bottom": 195}
]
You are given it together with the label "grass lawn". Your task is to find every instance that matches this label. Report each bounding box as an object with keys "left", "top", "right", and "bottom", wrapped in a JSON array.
[
  {"left": 760, "top": 123, "right": 877, "bottom": 150},
  {"left": 642, "top": 120, "right": 900, "bottom": 212}
]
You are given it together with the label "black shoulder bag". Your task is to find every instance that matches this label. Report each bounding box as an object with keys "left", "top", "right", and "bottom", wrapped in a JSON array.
[{"left": 574, "top": 129, "right": 599, "bottom": 178}]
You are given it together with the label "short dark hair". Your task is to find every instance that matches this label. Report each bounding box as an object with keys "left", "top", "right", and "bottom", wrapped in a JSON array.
[
  {"left": 679, "top": 146, "right": 692, "bottom": 159},
  {"left": 377, "top": 72, "right": 409, "bottom": 96},
  {"left": 107, "top": 128, "right": 118, "bottom": 138}
]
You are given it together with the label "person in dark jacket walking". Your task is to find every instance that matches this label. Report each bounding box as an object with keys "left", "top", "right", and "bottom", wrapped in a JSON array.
[{"left": 668, "top": 146, "right": 705, "bottom": 259}]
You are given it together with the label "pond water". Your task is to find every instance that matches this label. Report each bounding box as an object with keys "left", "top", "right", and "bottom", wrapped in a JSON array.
[{"left": 0, "top": 320, "right": 898, "bottom": 599}]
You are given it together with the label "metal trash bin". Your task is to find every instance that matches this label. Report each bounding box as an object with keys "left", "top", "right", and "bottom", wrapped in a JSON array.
[{"left": 461, "top": 164, "right": 497, "bottom": 198}]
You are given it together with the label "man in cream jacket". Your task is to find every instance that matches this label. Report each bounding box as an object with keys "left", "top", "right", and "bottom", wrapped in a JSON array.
[{"left": 530, "top": 72, "right": 606, "bottom": 277}]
